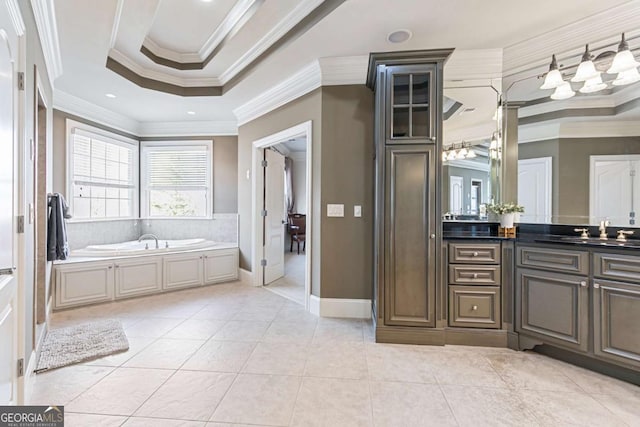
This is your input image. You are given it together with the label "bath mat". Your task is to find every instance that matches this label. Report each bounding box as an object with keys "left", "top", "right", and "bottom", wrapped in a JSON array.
[{"left": 36, "top": 319, "right": 129, "bottom": 373}]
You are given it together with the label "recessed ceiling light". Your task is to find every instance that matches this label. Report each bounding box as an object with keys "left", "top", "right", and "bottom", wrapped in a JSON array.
[
  {"left": 105, "top": 93, "right": 116, "bottom": 98},
  {"left": 387, "top": 29, "right": 412, "bottom": 44},
  {"left": 187, "top": 111, "right": 196, "bottom": 115}
]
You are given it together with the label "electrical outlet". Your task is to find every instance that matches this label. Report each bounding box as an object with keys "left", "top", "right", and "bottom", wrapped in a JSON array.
[
  {"left": 327, "top": 204, "right": 344, "bottom": 217},
  {"left": 354, "top": 205, "right": 362, "bottom": 217}
]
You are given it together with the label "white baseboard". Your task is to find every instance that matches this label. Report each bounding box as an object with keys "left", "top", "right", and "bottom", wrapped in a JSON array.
[
  {"left": 239, "top": 268, "right": 253, "bottom": 285},
  {"left": 23, "top": 349, "right": 38, "bottom": 404},
  {"left": 309, "top": 295, "right": 371, "bottom": 319}
]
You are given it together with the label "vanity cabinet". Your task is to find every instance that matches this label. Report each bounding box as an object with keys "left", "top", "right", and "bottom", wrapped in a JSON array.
[
  {"left": 593, "top": 252, "right": 640, "bottom": 369},
  {"left": 448, "top": 242, "right": 501, "bottom": 329},
  {"left": 203, "top": 248, "right": 239, "bottom": 284},
  {"left": 368, "top": 49, "right": 452, "bottom": 342},
  {"left": 163, "top": 253, "right": 205, "bottom": 290},
  {"left": 55, "top": 262, "right": 115, "bottom": 308}
]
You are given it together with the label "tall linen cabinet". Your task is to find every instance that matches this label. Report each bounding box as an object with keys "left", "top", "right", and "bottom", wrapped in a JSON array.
[{"left": 367, "top": 50, "right": 453, "bottom": 344}]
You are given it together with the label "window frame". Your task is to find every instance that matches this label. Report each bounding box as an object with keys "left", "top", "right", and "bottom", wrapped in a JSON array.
[
  {"left": 65, "top": 119, "right": 140, "bottom": 222},
  {"left": 140, "top": 140, "right": 213, "bottom": 219}
]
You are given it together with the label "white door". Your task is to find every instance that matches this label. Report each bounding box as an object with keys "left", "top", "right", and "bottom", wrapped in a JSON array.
[
  {"left": 518, "top": 157, "right": 552, "bottom": 223},
  {"left": 450, "top": 176, "right": 463, "bottom": 215},
  {"left": 0, "top": 2, "right": 19, "bottom": 405},
  {"left": 263, "top": 149, "right": 285, "bottom": 285},
  {"left": 590, "top": 156, "right": 640, "bottom": 226}
]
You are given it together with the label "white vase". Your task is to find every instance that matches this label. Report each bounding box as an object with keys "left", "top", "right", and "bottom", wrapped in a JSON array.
[{"left": 500, "top": 213, "right": 515, "bottom": 228}]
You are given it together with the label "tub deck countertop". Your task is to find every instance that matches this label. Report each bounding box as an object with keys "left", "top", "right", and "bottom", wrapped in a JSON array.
[{"left": 54, "top": 242, "right": 239, "bottom": 265}]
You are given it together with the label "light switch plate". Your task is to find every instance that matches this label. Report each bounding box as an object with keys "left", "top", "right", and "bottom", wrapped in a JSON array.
[
  {"left": 327, "top": 204, "right": 344, "bottom": 217},
  {"left": 354, "top": 205, "right": 362, "bottom": 217}
]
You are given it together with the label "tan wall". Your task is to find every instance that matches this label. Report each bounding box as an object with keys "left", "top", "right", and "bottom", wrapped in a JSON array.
[
  {"left": 53, "top": 110, "right": 238, "bottom": 213},
  {"left": 237, "top": 90, "right": 322, "bottom": 294},
  {"left": 320, "top": 85, "right": 374, "bottom": 299}
]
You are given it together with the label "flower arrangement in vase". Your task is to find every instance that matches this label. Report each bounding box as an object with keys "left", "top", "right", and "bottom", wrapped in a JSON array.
[{"left": 486, "top": 202, "right": 525, "bottom": 228}]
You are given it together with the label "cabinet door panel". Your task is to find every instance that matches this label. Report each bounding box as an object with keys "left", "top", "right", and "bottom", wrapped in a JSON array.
[
  {"left": 204, "top": 249, "right": 239, "bottom": 284},
  {"left": 517, "top": 246, "right": 588, "bottom": 275},
  {"left": 594, "top": 253, "right": 640, "bottom": 284},
  {"left": 55, "top": 263, "right": 114, "bottom": 308},
  {"left": 163, "top": 254, "right": 203, "bottom": 290},
  {"left": 115, "top": 258, "right": 162, "bottom": 298},
  {"left": 594, "top": 279, "right": 640, "bottom": 368},
  {"left": 516, "top": 268, "right": 588, "bottom": 352},
  {"left": 384, "top": 145, "right": 435, "bottom": 326},
  {"left": 449, "top": 285, "right": 500, "bottom": 329}
]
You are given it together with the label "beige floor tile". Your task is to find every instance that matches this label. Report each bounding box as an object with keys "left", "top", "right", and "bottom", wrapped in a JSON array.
[
  {"left": 518, "top": 389, "right": 627, "bottom": 426},
  {"left": 242, "top": 342, "right": 308, "bottom": 375},
  {"left": 123, "top": 338, "right": 204, "bottom": 369},
  {"left": 262, "top": 320, "right": 316, "bottom": 344},
  {"left": 85, "top": 336, "right": 156, "bottom": 367},
  {"left": 553, "top": 361, "right": 640, "bottom": 396},
  {"left": 370, "top": 381, "right": 457, "bottom": 427},
  {"left": 291, "top": 377, "right": 373, "bottom": 427},
  {"left": 135, "top": 371, "right": 235, "bottom": 421},
  {"left": 313, "top": 318, "right": 364, "bottom": 343},
  {"left": 122, "top": 418, "right": 206, "bottom": 426},
  {"left": 426, "top": 352, "right": 508, "bottom": 388},
  {"left": 28, "top": 365, "right": 115, "bottom": 405},
  {"left": 66, "top": 367, "right": 173, "bottom": 415},
  {"left": 485, "top": 352, "right": 583, "bottom": 392},
  {"left": 594, "top": 392, "right": 640, "bottom": 426},
  {"left": 191, "top": 304, "right": 241, "bottom": 320},
  {"left": 273, "top": 307, "right": 318, "bottom": 324},
  {"left": 124, "top": 318, "right": 186, "bottom": 338},
  {"left": 441, "top": 385, "right": 540, "bottom": 427},
  {"left": 212, "top": 320, "right": 270, "bottom": 342},
  {"left": 210, "top": 373, "right": 301, "bottom": 426},
  {"left": 164, "top": 319, "right": 227, "bottom": 340},
  {"left": 304, "top": 342, "right": 368, "bottom": 380},
  {"left": 232, "top": 305, "right": 281, "bottom": 322},
  {"left": 182, "top": 340, "right": 256, "bottom": 372},
  {"left": 64, "top": 413, "right": 127, "bottom": 427},
  {"left": 365, "top": 343, "right": 437, "bottom": 384}
]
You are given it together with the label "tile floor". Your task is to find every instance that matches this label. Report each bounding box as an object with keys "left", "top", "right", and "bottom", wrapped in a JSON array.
[
  {"left": 30, "top": 280, "right": 640, "bottom": 427},
  {"left": 265, "top": 252, "right": 306, "bottom": 305}
]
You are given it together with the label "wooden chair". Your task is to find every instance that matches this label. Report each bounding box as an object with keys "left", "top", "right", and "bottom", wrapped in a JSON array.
[{"left": 287, "top": 213, "right": 306, "bottom": 254}]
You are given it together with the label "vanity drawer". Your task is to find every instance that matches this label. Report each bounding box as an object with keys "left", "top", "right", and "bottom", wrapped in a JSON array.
[
  {"left": 594, "top": 253, "right": 640, "bottom": 284},
  {"left": 449, "top": 285, "right": 500, "bottom": 329},
  {"left": 449, "top": 265, "right": 501, "bottom": 286},
  {"left": 449, "top": 243, "right": 501, "bottom": 264},
  {"left": 517, "top": 246, "right": 588, "bottom": 275}
]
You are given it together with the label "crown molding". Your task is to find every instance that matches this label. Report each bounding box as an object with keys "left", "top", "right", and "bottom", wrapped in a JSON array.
[
  {"left": 30, "top": 0, "right": 63, "bottom": 84},
  {"left": 234, "top": 61, "right": 322, "bottom": 126},
  {"left": 138, "top": 120, "right": 238, "bottom": 137},
  {"left": 108, "top": 49, "right": 222, "bottom": 87},
  {"left": 198, "top": 0, "right": 259, "bottom": 60},
  {"left": 219, "top": 0, "right": 325, "bottom": 84},
  {"left": 520, "top": 120, "right": 640, "bottom": 143},
  {"left": 53, "top": 90, "right": 140, "bottom": 135},
  {"left": 445, "top": 49, "right": 503, "bottom": 81},
  {"left": 109, "top": 0, "right": 125, "bottom": 48},
  {"left": 504, "top": 1, "right": 640, "bottom": 76},
  {"left": 141, "top": 37, "right": 201, "bottom": 64},
  {"left": 318, "top": 55, "right": 368, "bottom": 85},
  {"left": 6, "top": 0, "right": 25, "bottom": 36}
]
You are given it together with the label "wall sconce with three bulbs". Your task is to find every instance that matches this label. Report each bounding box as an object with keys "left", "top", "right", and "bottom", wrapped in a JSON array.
[
  {"left": 540, "top": 33, "right": 640, "bottom": 100},
  {"left": 442, "top": 141, "right": 477, "bottom": 163}
]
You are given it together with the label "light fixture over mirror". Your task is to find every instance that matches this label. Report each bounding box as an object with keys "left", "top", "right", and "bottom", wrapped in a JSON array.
[{"left": 540, "top": 33, "right": 640, "bottom": 100}]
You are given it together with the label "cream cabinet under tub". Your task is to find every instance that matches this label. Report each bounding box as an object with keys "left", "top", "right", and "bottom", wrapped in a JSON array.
[{"left": 54, "top": 247, "right": 239, "bottom": 309}]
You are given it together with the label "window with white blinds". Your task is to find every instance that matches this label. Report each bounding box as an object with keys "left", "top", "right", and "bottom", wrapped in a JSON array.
[
  {"left": 141, "top": 141, "right": 213, "bottom": 218},
  {"left": 68, "top": 123, "right": 139, "bottom": 220}
]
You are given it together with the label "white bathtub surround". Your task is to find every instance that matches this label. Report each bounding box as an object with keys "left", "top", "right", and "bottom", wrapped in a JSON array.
[
  {"left": 66, "top": 219, "right": 139, "bottom": 250},
  {"left": 72, "top": 239, "right": 216, "bottom": 257},
  {"left": 65, "top": 214, "right": 238, "bottom": 251},
  {"left": 140, "top": 214, "right": 239, "bottom": 243}
]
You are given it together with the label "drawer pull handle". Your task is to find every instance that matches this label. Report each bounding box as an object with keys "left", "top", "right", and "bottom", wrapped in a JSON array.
[
  {"left": 472, "top": 305, "right": 478, "bottom": 311},
  {"left": 580, "top": 281, "right": 587, "bottom": 287},
  {"left": 472, "top": 273, "right": 479, "bottom": 279},
  {"left": 472, "top": 252, "right": 479, "bottom": 257}
]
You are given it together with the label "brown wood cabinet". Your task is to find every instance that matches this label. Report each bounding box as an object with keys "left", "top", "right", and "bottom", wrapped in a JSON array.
[{"left": 368, "top": 49, "right": 452, "bottom": 341}]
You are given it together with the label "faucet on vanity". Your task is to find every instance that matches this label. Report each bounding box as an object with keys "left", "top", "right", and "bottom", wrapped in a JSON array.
[
  {"left": 599, "top": 219, "right": 610, "bottom": 240},
  {"left": 138, "top": 233, "right": 159, "bottom": 249}
]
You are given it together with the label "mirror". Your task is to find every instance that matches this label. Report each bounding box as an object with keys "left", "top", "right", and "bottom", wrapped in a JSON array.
[
  {"left": 506, "top": 39, "right": 640, "bottom": 227},
  {"left": 442, "top": 82, "right": 502, "bottom": 221}
]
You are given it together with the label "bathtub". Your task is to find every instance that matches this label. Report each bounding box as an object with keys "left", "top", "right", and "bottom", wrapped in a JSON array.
[{"left": 72, "top": 238, "right": 216, "bottom": 257}]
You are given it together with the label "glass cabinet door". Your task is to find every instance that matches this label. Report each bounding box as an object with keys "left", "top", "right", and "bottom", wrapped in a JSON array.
[{"left": 387, "top": 66, "right": 434, "bottom": 142}]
